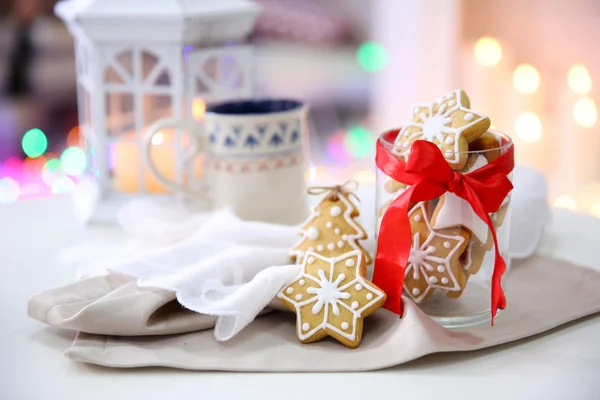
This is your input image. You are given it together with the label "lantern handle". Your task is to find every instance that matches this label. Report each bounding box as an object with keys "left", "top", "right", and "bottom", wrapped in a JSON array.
[{"left": 143, "top": 118, "right": 210, "bottom": 202}]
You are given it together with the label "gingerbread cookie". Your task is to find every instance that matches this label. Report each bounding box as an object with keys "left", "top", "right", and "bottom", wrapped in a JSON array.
[
  {"left": 403, "top": 202, "right": 470, "bottom": 303},
  {"left": 392, "top": 89, "right": 490, "bottom": 170},
  {"left": 469, "top": 130, "right": 503, "bottom": 162},
  {"left": 278, "top": 250, "right": 386, "bottom": 348},
  {"left": 292, "top": 189, "right": 372, "bottom": 267}
]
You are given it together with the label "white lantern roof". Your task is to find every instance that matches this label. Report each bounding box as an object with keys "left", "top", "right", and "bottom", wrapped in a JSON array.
[{"left": 55, "top": 0, "right": 262, "bottom": 44}]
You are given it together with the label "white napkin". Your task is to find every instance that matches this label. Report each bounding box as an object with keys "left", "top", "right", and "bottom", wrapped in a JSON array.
[{"left": 61, "top": 207, "right": 300, "bottom": 341}]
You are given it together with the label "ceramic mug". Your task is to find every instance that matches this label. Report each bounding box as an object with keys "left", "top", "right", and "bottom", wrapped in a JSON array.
[{"left": 144, "top": 99, "right": 310, "bottom": 225}]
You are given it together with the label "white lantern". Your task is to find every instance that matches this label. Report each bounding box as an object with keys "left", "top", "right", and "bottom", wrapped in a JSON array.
[{"left": 55, "top": 0, "right": 262, "bottom": 223}]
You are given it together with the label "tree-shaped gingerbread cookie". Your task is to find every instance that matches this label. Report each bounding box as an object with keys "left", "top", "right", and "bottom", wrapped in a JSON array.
[{"left": 291, "top": 181, "right": 372, "bottom": 270}]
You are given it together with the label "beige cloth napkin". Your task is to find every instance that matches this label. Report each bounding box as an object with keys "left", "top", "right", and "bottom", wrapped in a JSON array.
[{"left": 29, "top": 254, "right": 600, "bottom": 371}]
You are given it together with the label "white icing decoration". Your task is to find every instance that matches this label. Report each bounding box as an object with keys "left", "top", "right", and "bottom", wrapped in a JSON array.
[
  {"left": 413, "top": 107, "right": 419, "bottom": 114},
  {"left": 445, "top": 136, "right": 454, "bottom": 145},
  {"left": 307, "top": 257, "right": 315, "bottom": 264},
  {"left": 278, "top": 252, "right": 383, "bottom": 342},
  {"left": 315, "top": 211, "right": 321, "bottom": 217},
  {"left": 366, "top": 293, "right": 373, "bottom": 300},
  {"left": 307, "top": 226, "right": 320, "bottom": 240},
  {"left": 392, "top": 89, "right": 487, "bottom": 164},
  {"left": 317, "top": 244, "right": 324, "bottom": 251},
  {"left": 295, "top": 294, "right": 303, "bottom": 301},
  {"left": 341, "top": 322, "right": 349, "bottom": 330},
  {"left": 342, "top": 234, "right": 349, "bottom": 240},
  {"left": 432, "top": 192, "right": 489, "bottom": 244},
  {"left": 299, "top": 279, "right": 305, "bottom": 286},
  {"left": 464, "top": 113, "right": 474, "bottom": 121},
  {"left": 444, "top": 241, "right": 451, "bottom": 248},
  {"left": 302, "top": 323, "right": 310, "bottom": 331},
  {"left": 327, "top": 243, "right": 335, "bottom": 250},
  {"left": 326, "top": 221, "right": 333, "bottom": 228},
  {"left": 355, "top": 284, "right": 363, "bottom": 290},
  {"left": 330, "top": 205, "right": 342, "bottom": 217},
  {"left": 345, "top": 259, "right": 355, "bottom": 267},
  {"left": 286, "top": 287, "right": 294, "bottom": 294},
  {"left": 444, "top": 150, "right": 454, "bottom": 159},
  {"left": 337, "top": 241, "right": 344, "bottom": 248},
  {"left": 306, "top": 270, "right": 350, "bottom": 316},
  {"left": 404, "top": 203, "right": 466, "bottom": 303},
  {"left": 402, "top": 141, "right": 410, "bottom": 148},
  {"left": 441, "top": 277, "right": 449, "bottom": 284},
  {"left": 414, "top": 214, "right": 422, "bottom": 222},
  {"left": 334, "top": 228, "right": 341, "bottom": 234}
]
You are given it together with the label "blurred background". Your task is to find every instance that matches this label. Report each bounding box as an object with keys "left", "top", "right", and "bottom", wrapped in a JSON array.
[{"left": 0, "top": 0, "right": 599, "bottom": 217}]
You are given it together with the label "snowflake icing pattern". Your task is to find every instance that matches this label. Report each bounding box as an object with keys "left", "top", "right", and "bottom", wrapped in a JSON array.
[
  {"left": 278, "top": 250, "right": 385, "bottom": 343},
  {"left": 404, "top": 203, "right": 467, "bottom": 303}
]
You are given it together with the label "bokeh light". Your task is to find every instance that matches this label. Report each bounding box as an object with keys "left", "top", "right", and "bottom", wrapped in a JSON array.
[
  {"left": 344, "top": 126, "right": 374, "bottom": 158},
  {"left": 192, "top": 97, "right": 206, "bottom": 121},
  {"left": 356, "top": 41, "right": 387, "bottom": 73},
  {"left": 60, "top": 147, "right": 88, "bottom": 176},
  {"left": 42, "top": 159, "right": 62, "bottom": 186},
  {"left": 22, "top": 156, "right": 47, "bottom": 181},
  {"left": 514, "top": 112, "right": 543, "bottom": 143},
  {"left": 474, "top": 37, "right": 502, "bottom": 67},
  {"left": 21, "top": 128, "right": 48, "bottom": 158},
  {"left": 327, "top": 130, "right": 351, "bottom": 162},
  {"left": 513, "top": 64, "right": 540, "bottom": 94},
  {"left": 67, "top": 126, "right": 81, "bottom": 147},
  {"left": 592, "top": 202, "right": 600, "bottom": 218},
  {"left": 51, "top": 176, "right": 76, "bottom": 194},
  {"left": 151, "top": 131, "right": 165, "bottom": 146},
  {"left": 0, "top": 177, "right": 20, "bottom": 205},
  {"left": 567, "top": 64, "right": 592, "bottom": 95},
  {"left": 1, "top": 157, "right": 23, "bottom": 180},
  {"left": 553, "top": 194, "right": 577, "bottom": 211},
  {"left": 572, "top": 97, "right": 597, "bottom": 128}
]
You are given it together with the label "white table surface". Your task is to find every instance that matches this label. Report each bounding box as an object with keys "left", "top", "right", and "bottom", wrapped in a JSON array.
[{"left": 2, "top": 195, "right": 600, "bottom": 400}]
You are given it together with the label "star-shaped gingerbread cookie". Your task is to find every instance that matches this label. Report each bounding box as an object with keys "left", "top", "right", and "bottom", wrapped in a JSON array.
[
  {"left": 278, "top": 250, "right": 386, "bottom": 348},
  {"left": 392, "top": 89, "right": 490, "bottom": 170},
  {"left": 403, "top": 202, "right": 471, "bottom": 303}
]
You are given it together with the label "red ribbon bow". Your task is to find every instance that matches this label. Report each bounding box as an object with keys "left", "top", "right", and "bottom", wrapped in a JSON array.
[{"left": 373, "top": 130, "right": 514, "bottom": 324}]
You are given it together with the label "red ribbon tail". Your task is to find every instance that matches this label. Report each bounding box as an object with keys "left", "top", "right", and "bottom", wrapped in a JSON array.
[{"left": 486, "top": 212, "right": 507, "bottom": 325}]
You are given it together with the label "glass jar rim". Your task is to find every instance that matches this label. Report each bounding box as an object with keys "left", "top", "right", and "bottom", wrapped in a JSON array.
[{"left": 379, "top": 128, "right": 513, "bottom": 155}]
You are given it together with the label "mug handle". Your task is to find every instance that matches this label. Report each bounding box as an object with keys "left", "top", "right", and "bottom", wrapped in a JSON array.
[{"left": 143, "top": 118, "right": 207, "bottom": 200}]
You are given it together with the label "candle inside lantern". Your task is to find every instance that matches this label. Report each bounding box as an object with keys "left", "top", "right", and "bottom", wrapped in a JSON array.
[{"left": 110, "top": 131, "right": 201, "bottom": 193}]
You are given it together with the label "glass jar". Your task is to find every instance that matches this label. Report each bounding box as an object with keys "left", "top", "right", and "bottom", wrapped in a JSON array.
[{"left": 375, "top": 129, "right": 513, "bottom": 328}]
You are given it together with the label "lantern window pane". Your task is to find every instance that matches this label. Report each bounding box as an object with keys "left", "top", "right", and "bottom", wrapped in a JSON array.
[
  {"left": 105, "top": 92, "right": 135, "bottom": 137},
  {"left": 105, "top": 66, "right": 125, "bottom": 84},
  {"left": 116, "top": 50, "right": 134, "bottom": 78},
  {"left": 141, "top": 51, "right": 160, "bottom": 82},
  {"left": 153, "top": 69, "right": 171, "bottom": 87},
  {"left": 142, "top": 94, "right": 172, "bottom": 128}
]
